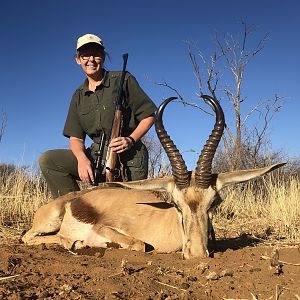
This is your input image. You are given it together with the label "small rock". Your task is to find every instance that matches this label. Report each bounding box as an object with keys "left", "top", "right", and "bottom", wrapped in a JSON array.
[
  {"left": 59, "top": 284, "right": 73, "bottom": 293},
  {"left": 180, "top": 283, "right": 190, "bottom": 290},
  {"left": 187, "top": 276, "right": 198, "bottom": 282},
  {"left": 220, "top": 269, "right": 233, "bottom": 277},
  {"left": 249, "top": 267, "right": 261, "bottom": 273},
  {"left": 206, "top": 271, "right": 219, "bottom": 280},
  {"left": 196, "top": 262, "right": 209, "bottom": 274},
  {"left": 176, "top": 271, "right": 184, "bottom": 277}
]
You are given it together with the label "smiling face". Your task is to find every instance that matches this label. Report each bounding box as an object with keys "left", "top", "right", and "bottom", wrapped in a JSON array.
[{"left": 76, "top": 43, "right": 105, "bottom": 79}]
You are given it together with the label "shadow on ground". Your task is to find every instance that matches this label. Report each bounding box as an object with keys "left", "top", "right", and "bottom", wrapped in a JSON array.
[{"left": 210, "top": 233, "right": 262, "bottom": 256}]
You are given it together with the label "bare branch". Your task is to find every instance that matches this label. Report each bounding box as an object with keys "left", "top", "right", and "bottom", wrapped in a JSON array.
[
  {"left": 0, "top": 111, "right": 7, "bottom": 144},
  {"left": 188, "top": 47, "right": 203, "bottom": 95},
  {"left": 155, "top": 81, "right": 185, "bottom": 100},
  {"left": 241, "top": 20, "right": 247, "bottom": 52},
  {"left": 241, "top": 100, "right": 265, "bottom": 127},
  {"left": 156, "top": 81, "right": 213, "bottom": 115},
  {"left": 242, "top": 94, "right": 283, "bottom": 128}
]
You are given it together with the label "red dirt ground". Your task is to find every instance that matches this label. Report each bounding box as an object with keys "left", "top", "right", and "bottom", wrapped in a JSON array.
[{"left": 0, "top": 230, "right": 299, "bottom": 300}]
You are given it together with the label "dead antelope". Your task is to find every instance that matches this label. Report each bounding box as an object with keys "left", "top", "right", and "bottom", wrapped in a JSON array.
[{"left": 22, "top": 96, "right": 285, "bottom": 259}]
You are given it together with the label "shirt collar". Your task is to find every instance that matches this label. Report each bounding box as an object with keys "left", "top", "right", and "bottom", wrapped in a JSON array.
[{"left": 80, "top": 70, "right": 110, "bottom": 94}]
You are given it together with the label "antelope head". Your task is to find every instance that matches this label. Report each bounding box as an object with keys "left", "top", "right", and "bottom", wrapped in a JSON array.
[{"left": 112, "top": 96, "right": 285, "bottom": 259}]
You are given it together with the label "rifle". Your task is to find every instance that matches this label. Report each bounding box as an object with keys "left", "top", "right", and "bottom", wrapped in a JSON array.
[
  {"left": 92, "top": 132, "right": 105, "bottom": 186},
  {"left": 104, "top": 53, "right": 129, "bottom": 182}
]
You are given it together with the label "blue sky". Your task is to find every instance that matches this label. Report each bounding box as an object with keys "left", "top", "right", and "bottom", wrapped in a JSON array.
[{"left": 0, "top": 0, "right": 299, "bottom": 170}]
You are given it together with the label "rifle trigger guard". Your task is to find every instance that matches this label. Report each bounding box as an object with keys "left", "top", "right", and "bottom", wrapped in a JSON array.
[
  {"left": 106, "top": 167, "right": 121, "bottom": 180},
  {"left": 105, "top": 167, "right": 114, "bottom": 173}
]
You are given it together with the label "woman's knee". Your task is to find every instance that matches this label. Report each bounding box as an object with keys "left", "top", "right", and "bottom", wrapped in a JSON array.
[
  {"left": 39, "top": 149, "right": 79, "bottom": 177},
  {"left": 39, "top": 150, "right": 56, "bottom": 171}
]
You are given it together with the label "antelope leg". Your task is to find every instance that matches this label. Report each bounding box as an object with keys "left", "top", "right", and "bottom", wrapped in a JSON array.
[{"left": 84, "top": 225, "right": 146, "bottom": 252}]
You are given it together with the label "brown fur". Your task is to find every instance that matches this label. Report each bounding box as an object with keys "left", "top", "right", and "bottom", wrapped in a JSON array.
[{"left": 70, "top": 197, "right": 102, "bottom": 225}]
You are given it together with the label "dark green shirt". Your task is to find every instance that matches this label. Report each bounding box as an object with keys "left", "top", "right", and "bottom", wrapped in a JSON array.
[{"left": 63, "top": 70, "right": 157, "bottom": 142}]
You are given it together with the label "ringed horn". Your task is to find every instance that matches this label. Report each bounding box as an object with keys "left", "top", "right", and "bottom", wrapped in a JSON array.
[
  {"left": 155, "top": 97, "right": 190, "bottom": 189},
  {"left": 155, "top": 95, "right": 225, "bottom": 190}
]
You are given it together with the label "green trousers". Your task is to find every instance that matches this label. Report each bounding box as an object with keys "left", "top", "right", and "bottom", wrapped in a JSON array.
[{"left": 39, "top": 143, "right": 148, "bottom": 199}]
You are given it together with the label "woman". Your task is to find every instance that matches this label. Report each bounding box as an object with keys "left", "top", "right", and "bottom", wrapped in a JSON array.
[{"left": 39, "top": 33, "right": 157, "bottom": 198}]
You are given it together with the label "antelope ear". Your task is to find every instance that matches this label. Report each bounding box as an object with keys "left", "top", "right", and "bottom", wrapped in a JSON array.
[
  {"left": 106, "top": 176, "right": 175, "bottom": 192},
  {"left": 216, "top": 163, "right": 286, "bottom": 191}
]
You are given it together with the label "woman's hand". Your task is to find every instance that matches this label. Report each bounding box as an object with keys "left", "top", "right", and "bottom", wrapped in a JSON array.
[
  {"left": 109, "top": 136, "right": 134, "bottom": 154},
  {"left": 108, "top": 116, "right": 155, "bottom": 154},
  {"left": 70, "top": 136, "right": 94, "bottom": 184},
  {"left": 77, "top": 155, "right": 94, "bottom": 183}
]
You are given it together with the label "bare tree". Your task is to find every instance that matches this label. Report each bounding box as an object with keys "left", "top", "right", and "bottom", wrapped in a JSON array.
[
  {"left": 142, "top": 133, "right": 171, "bottom": 178},
  {"left": 159, "top": 22, "right": 284, "bottom": 171},
  {"left": 0, "top": 111, "right": 7, "bottom": 144}
]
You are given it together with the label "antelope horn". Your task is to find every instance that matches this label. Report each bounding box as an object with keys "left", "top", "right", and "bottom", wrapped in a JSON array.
[
  {"left": 195, "top": 95, "right": 225, "bottom": 189},
  {"left": 155, "top": 97, "right": 190, "bottom": 189}
]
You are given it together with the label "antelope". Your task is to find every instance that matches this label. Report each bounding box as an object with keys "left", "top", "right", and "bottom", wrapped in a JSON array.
[{"left": 22, "top": 96, "right": 285, "bottom": 259}]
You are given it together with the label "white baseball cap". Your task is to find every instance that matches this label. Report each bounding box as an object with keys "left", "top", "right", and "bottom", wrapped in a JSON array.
[{"left": 76, "top": 34, "right": 105, "bottom": 50}]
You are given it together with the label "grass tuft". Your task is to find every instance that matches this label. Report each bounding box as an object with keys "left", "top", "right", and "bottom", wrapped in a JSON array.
[{"left": 214, "top": 174, "right": 300, "bottom": 243}]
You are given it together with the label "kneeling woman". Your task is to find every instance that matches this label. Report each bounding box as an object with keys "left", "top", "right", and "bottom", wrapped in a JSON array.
[{"left": 39, "top": 34, "right": 157, "bottom": 198}]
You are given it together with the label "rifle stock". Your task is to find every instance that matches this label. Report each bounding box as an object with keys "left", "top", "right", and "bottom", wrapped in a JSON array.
[{"left": 105, "top": 53, "right": 128, "bottom": 182}]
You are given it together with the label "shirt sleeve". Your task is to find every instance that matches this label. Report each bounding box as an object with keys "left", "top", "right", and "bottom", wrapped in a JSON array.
[
  {"left": 125, "top": 74, "right": 157, "bottom": 121},
  {"left": 63, "top": 90, "right": 86, "bottom": 140}
]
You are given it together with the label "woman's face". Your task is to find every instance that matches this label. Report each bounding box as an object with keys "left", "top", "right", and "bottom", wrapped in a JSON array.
[{"left": 76, "top": 44, "right": 105, "bottom": 78}]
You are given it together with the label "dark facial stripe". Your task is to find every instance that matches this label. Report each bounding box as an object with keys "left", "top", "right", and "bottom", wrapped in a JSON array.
[{"left": 188, "top": 201, "right": 199, "bottom": 213}]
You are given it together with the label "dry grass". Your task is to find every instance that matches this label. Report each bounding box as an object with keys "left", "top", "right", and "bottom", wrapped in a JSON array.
[
  {"left": 214, "top": 174, "right": 300, "bottom": 243},
  {"left": 0, "top": 165, "right": 299, "bottom": 244},
  {"left": 0, "top": 165, "right": 49, "bottom": 230}
]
